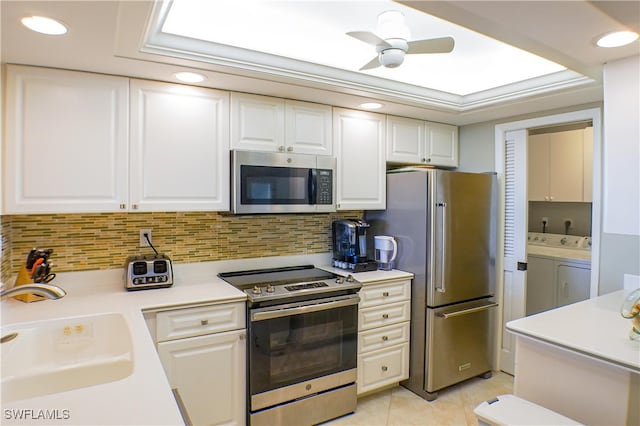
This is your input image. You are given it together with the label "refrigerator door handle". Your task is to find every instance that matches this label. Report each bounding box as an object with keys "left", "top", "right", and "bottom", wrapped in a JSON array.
[
  {"left": 438, "top": 302, "right": 499, "bottom": 319},
  {"left": 436, "top": 202, "right": 447, "bottom": 293}
]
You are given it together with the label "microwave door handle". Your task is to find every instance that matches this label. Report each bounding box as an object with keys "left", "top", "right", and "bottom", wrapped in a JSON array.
[{"left": 309, "top": 169, "right": 317, "bottom": 204}]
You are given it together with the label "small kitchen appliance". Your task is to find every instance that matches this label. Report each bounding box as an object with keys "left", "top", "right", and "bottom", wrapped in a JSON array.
[
  {"left": 374, "top": 235, "right": 398, "bottom": 270},
  {"left": 332, "top": 219, "right": 378, "bottom": 272},
  {"left": 125, "top": 254, "right": 173, "bottom": 290}
]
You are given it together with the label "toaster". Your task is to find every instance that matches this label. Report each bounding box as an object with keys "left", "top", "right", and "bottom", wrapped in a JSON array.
[{"left": 125, "top": 254, "right": 173, "bottom": 290}]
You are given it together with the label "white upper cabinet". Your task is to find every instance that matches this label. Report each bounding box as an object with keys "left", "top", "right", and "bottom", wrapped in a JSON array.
[
  {"left": 130, "top": 80, "right": 230, "bottom": 212},
  {"left": 231, "top": 93, "right": 332, "bottom": 155},
  {"left": 333, "top": 108, "right": 386, "bottom": 210},
  {"left": 4, "top": 65, "right": 129, "bottom": 213},
  {"left": 285, "top": 100, "right": 332, "bottom": 155},
  {"left": 386, "top": 116, "right": 458, "bottom": 168},
  {"left": 528, "top": 129, "right": 590, "bottom": 202},
  {"left": 425, "top": 122, "right": 459, "bottom": 168}
]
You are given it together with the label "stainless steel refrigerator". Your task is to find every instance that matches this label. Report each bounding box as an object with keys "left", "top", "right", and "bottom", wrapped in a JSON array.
[{"left": 366, "top": 169, "right": 497, "bottom": 401}]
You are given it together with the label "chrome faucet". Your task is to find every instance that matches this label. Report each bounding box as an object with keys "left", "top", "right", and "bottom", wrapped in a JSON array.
[{"left": 1, "top": 283, "right": 66, "bottom": 301}]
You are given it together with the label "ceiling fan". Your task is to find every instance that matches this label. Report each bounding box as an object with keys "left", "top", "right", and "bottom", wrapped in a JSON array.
[{"left": 347, "top": 10, "right": 455, "bottom": 71}]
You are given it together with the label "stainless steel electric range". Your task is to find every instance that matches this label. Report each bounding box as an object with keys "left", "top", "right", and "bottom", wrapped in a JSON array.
[{"left": 218, "top": 265, "right": 361, "bottom": 426}]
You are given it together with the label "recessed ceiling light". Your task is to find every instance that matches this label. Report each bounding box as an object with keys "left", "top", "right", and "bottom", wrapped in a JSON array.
[
  {"left": 21, "top": 16, "right": 68, "bottom": 35},
  {"left": 360, "top": 102, "right": 383, "bottom": 110},
  {"left": 174, "top": 72, "right": 206, "bottom": 83},
  {"left": 595, "top": 31, "right": 639, "bottom": 48}
]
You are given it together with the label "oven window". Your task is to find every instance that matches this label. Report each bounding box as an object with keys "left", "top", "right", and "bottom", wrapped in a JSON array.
[
  {"left": 249, "top": 304, "right": 357, "bottom": 395},
  {"left": 241, "top": 165, "right": 310, "bottom": 204}
]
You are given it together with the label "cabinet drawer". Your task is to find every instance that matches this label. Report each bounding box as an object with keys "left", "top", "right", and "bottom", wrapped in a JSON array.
[
  {"left": 358, "top": 280, "right": 411, "bottom": 308},
  {"left": 359, "top": 300, "right": 410, "bottom": 331},
  {"left": 156, "top": 302, "right": 245, "bottom": 342},
  {"left": 357, "top": 342, "right": 409, "bottom": 395},
  {"left": 358, "top": 322, "right": 410, "bottom": 353}
]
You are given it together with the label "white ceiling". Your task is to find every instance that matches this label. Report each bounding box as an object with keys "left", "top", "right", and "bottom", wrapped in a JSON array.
[{"left": 2, "top": 1, "right": 638, "bottom": 125}]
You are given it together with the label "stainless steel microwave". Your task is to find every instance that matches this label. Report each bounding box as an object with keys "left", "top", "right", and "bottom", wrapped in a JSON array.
[{"left": 231, "top": 150, "right": 336, "bottom": 214}]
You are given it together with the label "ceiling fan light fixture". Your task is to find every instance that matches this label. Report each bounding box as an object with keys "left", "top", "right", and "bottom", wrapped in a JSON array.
[
  {"left": 21, "top": 16, "right": 67, "bottom": 35},
  {"left": 595, "top": 31, "right": 639, "bottom": 48},
  {"left": 379, "top": 48, "right": 406, "bottom": 68}
]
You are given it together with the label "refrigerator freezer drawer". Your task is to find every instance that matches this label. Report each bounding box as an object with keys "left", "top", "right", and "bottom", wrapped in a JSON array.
[{"left": 426, "top": 299, "right": 497, "bottom": 392}]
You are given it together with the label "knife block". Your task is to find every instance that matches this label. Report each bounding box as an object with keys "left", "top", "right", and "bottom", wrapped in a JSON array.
[{"left": 12, "top": 267, "right": 45, "bottom": 303}]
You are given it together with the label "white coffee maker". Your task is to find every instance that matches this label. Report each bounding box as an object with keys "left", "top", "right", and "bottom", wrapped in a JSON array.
[{"left": 374, "top": 235, "right": 398, "bottom": 270}]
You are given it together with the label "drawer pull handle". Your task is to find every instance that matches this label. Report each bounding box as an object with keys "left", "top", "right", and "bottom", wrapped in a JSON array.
[
  {"left": 383, "top": 292, "right": 389, "bottom": 297},
  {"left": 200, "top": 319, "right": 209, "bottom": 326},
  {"left": 381, "top": 366, "right": 388, "bottom": 372},
  {"left": 382, "top": 335, "right": 389, "bottom": 341},
  {"left": 382, "top": 313, "right": 389, "bottom": 319}
]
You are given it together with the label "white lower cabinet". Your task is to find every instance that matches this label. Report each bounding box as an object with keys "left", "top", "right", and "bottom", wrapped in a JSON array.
[
  {"left": 151, "top": 302, "right": 246, "bottom": 426},
  {"left": 357, "top": 279, "right": 411, "bottom": 395}
]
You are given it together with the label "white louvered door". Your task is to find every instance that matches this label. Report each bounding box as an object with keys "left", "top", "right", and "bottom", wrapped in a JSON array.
[{"left": 499, "top": 129, "right": 528, "bottom": 374}]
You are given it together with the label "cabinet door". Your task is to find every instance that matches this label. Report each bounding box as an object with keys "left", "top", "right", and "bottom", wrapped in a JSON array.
[
  {"left": 556, "top": 264, "right": 591, "bottom": 307},
  {"left": 549, "top": 129, "right": 584, "bottom": 202},
  {"left": 386, "top": 116, "right": 424, "bottom": 164},
  {"left": 357, "top": 342, "right": 409, "bottom": 395},
  {"left": 527, "top": 134, "right": 550, "bottom": 202},
  {"left": 333, "top": 108, "right": 386, "bottom": 210},
  {"left": 130, "top": 80, "right": 230, "bottom": 211},
  {"left": 158, "top": 329, "right": 246, "bottom": 426},
  {"left": 285, "top": 100, "right": 332, "bottom": 155},
  {"left": 4, "top": 65, "right": 128, "bottom": 213},
  {"left": 230, "top": 93, "right": 285, "bottom": 152},
  {"left": 424, "top": 122, "right": 459, "bottom": 168},
  {"left": 526, "top": 255, "right": 556, "bottom": 316}
]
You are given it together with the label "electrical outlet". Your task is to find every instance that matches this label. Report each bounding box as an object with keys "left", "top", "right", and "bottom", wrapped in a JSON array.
[{"left": 139, "top": 229, "right": 153, "bottom": 247}]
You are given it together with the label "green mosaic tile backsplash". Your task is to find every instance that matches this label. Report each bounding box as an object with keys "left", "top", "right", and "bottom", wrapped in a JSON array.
[{"left": 1, "top": 211, "right": 363, "bottom": 283}]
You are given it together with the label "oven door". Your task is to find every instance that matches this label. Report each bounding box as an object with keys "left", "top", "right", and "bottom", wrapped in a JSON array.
[{"left": 248, "top": 294, "right": 358, "bottom": 407}]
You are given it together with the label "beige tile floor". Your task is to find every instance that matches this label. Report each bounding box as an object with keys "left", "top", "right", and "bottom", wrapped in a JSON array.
[{"left": 324, "top": 372, "right": 514, "bottom": 426}]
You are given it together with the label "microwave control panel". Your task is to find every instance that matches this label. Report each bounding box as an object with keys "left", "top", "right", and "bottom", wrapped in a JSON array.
[{"left": 316, "top": 169, "right": 333, "bottom": 204}]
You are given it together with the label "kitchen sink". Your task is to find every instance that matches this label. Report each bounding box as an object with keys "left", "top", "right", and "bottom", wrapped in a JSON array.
[{"left": 1, "top": 312, "right": 134, "bottom": 402}]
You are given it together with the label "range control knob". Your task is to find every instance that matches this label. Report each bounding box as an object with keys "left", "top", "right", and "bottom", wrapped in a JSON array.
[
  {"left": 252, "top": 286, "right": 262, "bottom": 294},
  {"left": 346, "top": 274, "right": 355, "bottom": 283},
  {"left": 266, "top": 284, "right": 275, "bottom": 293},
  {"left": 336, "top": 277, "right": 345, "bottom": 284}
]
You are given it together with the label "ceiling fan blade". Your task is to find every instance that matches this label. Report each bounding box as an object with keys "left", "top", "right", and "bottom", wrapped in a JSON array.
[
  {"left": 406, "top": 37, "right": 455, "bottom": 54},
  {"left": 347, "top": 31, "right": 390, "bottom": 48},
  {"left": 359, "top": 56, "right": 381, "bottom": 71}
]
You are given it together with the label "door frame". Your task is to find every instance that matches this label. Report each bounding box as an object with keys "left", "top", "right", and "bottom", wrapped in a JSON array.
[{"left": 493, "top": 107, "right": 602, "bottom": 370}]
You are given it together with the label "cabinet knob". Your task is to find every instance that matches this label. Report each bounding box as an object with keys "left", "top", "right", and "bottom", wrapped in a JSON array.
[
  {"left": 382, "top": 335, "right": 389, "bottom": 341},
  {"left": 132, "top": 204, "right": 138, "bottom": 210},
  {"left": 119, "top": 204, "right": 126, "bottom": 209},
  {"left": 200, "top": 319, "right": 209, "bottom": 326},
  {"left": 421, "top": 158, "right": 427, "bottom": 163},
  {"left": 278, "top": 146, "right": 285, "bottom": 152},
  {"left": 382, "top": 292, "right": 389, "bottom": 297},
  {"left": 381, "top": 365, "right": 388, "bottom": 372},
  {"left": 550, "top": 196, "right": 554, "bottom": 201},
  {"left": 286, "top": 146, "right": 293, "bottom": 152},
  {"left": 426, "top": 158, "right": 431, "bottom": 163},
  {"left": 239, "top": 333, "right": 245, "bottom": 341},
  {"left": 382, "top": 313, "right": 389, "bottom": 319}
]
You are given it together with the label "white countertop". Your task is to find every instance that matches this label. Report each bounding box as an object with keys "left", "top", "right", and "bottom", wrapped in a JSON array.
[
  {"left": 507, "top": 290, "right": 640, "bottom": 374},
  {"left": 1, "top": 253, "right": 412, "bottom": 425},
  {"left": 319, "top": 265, "right": 414, "bottom": 283}
]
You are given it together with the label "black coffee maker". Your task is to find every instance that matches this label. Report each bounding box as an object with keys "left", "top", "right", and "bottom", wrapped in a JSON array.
[{"left": 332, "top": 219, "right": 378, "bottom": 272}]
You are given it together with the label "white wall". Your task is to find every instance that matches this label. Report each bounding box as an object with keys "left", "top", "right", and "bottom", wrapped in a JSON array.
[
  {"left": 599, "top": 55, "right": 640, "bottom": 294},
  {"left": 602, "top": 55, "right": 640, "bottom": 236}
]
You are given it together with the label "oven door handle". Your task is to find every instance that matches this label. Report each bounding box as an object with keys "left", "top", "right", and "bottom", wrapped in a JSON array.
[{"left": 251, "top": 296, "right": 360, "bottom": 322}]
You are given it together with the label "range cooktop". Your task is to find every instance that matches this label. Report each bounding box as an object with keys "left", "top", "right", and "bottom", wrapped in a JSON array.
[{"left": 218, "top": 265, "right": 361, "bottom": 304}]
